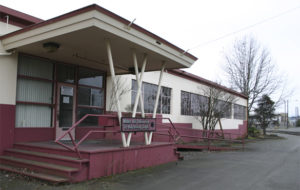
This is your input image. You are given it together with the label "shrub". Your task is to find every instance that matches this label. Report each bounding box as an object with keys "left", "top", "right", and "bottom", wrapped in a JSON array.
[
  {"left": 248, "top": 126, "right": 260, "bottom": 137},
  {"left": 296, "top": 119, "right": 300, "bottom": 127}
]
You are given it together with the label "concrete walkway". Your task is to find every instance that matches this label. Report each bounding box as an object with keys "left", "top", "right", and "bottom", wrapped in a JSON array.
[
  {"left": 268, "top": 127, "right": 300, "bottom": 135},
  {"left": 1, "top": 134, "right": 300, "bottom": 190}
]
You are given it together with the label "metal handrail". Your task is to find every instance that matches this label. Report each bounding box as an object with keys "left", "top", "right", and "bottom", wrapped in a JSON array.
[
  {"left": 155, "top": 118, "right": 184, "bottom": 143},
  {"left": 155, "top": 119, "right": 245, "bottom": 150},
  {"left": 55, "top": 114, "right": 118, "bottom": 159}
]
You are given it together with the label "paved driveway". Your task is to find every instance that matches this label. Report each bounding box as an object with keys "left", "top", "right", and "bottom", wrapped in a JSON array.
[{"left": 1, "top": 134, "right": 300, "bottom": 190}]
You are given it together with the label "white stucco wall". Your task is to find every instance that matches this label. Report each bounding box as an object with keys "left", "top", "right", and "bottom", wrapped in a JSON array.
[
  {"left": 106, "top": 71, "right": 247, "bottom": 130},
  {"left": 0, "top": 52, "right": 18, "bottom": 105}
]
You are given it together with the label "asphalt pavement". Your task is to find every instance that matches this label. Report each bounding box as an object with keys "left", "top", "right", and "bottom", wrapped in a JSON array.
[
  {"left": 1, "top": 133, "right": 300, "bottom": 190},
  {"left": 106, "top": 134, "right": 300, "bottom": 190}
]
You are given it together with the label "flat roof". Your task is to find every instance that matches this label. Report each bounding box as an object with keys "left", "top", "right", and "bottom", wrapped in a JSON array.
[
  {"left": 0, "top": 5, "right": 43, "bottom": 27},
  {"left": 0, "top": 4, "right": 197, "bottom": 61}
]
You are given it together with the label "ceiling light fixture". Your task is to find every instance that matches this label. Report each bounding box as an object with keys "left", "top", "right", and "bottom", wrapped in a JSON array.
[{"left": 43, "top": 42, "right": 60, "bottom": 53}]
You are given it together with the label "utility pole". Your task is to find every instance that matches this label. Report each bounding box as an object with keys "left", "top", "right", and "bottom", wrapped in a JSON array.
[
  {"left": 287, "top": 100, "right": 289, "bottom": 128},
  {"left": 284, "top": 101, "right": 286, "bottom": 128}
]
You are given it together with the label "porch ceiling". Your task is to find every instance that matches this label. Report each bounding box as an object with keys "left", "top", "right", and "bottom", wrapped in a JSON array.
[{"left": 0, "top": 5, "right": 197, "bottom": 74}]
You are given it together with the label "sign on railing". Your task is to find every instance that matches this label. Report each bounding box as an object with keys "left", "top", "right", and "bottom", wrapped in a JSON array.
[{"left": 121, "top": 117, "right": 156, "bottom": 132}]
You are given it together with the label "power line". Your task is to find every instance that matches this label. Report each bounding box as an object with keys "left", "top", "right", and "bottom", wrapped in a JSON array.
[{"left": 184, "top": 4, "right": 300, "bottom": 54}]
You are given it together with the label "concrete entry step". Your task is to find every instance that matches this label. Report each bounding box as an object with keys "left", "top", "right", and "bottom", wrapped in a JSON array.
[
  {"left": 5, "top": 148, "right": 89, "bottom": 163},
  {"left": 0, "top": 155, "right": 78, "bottom": 173},
  {"left": 0, "top": 163, "right": 69, "bottom": 183}
]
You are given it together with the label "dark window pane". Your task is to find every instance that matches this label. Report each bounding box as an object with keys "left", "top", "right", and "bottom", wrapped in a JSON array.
[
  {"left": 78, "top": 67, "right": 103, "bottom": 88},
  {"left": 77, "top": 108, "right": 103, "bottom": 126},
  {"left": 131, "top": 80, "right": 171, "bottom": 114},
  {"left": 215, "top": 100, "right": 232, "bottom": 119},
  {"left": 191, "top": 94, "right": 200, "bottom": 116},
  {"left": 144, "top": 83, "right": 157, "bottom": 113},
  {"left": 161, "top": 87, "right": 171, "bottom": 114},
  {"left": 57, "top": 64, "right": 75, "bottom": 83},
  {"left": 199, "top": 95, "right": 209, "bottom": 116},
  {"left": 181, "top": 91, "right": 191, "bottom": 115},
  {"left": 234, "top": 104, "right": 246, "bottom": 120},
  {"left": 78, "top": 87, "right": 104, "bottom": 107}
]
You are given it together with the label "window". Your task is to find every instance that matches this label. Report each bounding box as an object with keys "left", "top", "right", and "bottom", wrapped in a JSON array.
[
  {"left": 181, "top": 91, "right": 191, "bottom": 115},
  {"left": 234, "top": 104, "right": 247, "bottom": 120},
  {"left": 131, "top": 80, "right": 171, "bottom": 114},
  {"left": 78, "top": 67, "right": 103, "bottom": 88},
  {"left": 16, "top": 55, "right": 54, "bottom": 128},
  {"left": 181, "top": 91, "right": 231, "bottom": 118},
  {"left": 77, "top": 67, "right": 105, "bottom": 126},
  {"left": 57, "top": 64, "right": 75, "bottom": 83},
  {"left": 181, "top": 91, "right": 208, "bottom": 116},
  {"left": 216, "top": 100, "right": 232, "bottom": 119},
  {"left": 78, "top": 87, "right": 104, "bottom": 107}
]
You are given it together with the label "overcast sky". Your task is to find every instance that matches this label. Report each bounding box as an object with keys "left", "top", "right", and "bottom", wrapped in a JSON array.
[{"left": 1, "top": 0, "right": 300, "bottom": 115}]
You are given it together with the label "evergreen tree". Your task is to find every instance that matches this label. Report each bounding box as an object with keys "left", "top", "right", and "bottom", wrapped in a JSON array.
[{"left": 254, "top": 95, "right": 276, "bottom": 135}]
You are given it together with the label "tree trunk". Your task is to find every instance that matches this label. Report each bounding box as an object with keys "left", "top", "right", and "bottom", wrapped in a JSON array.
[
  {"left": 263, "top": 127, "right": 266, "bottom": 136},
  {"left": 218, "top": 118, "right": 225, "bottom": 139}
]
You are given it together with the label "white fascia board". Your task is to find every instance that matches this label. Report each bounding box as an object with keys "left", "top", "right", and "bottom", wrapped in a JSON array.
[
  {"left": 92, "top": 11, "right": 194, "bottom": 67},
  {"left": 1, "top": 10, "right": 194, "bottom": 67},
  {"left": 1, "top": 11, "right": 95, "bottom": 49}
]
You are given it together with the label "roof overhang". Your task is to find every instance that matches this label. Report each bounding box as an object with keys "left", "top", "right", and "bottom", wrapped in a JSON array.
[{"left": 0, "top": 4, "right": 197, "bottom": 74}]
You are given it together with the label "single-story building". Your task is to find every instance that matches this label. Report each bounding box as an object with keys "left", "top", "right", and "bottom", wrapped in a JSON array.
[{"left": 0, "top": 4, "right": 247, "bottom": 182}]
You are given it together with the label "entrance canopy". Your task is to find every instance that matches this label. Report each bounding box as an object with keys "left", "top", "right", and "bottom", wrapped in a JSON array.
[{"left": 0, "top": 4, "right": 197, "bottom": 74}]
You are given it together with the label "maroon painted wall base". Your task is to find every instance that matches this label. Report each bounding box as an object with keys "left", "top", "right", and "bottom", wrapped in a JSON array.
[
  {"left": 0, "top": 104, "right": 15, "bottom": 155},
  {"left": 14, "top": 128, "right": 54, "bottom": 143}
]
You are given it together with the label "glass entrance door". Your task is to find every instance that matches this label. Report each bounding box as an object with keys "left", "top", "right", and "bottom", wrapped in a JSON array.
[{"left": 56, "top": 83, "right": 76, "bottom": 140}]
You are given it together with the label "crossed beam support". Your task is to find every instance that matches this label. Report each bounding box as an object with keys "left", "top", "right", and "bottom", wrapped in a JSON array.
[
  {"left": 106, "top": 39, "right": 166, "bottom": 147},
  {"left": 130, "top": 50, "right": 147, "bottom": 146},
  {"left": 147, "top": 62, "right": 166, "bottom": 145}
]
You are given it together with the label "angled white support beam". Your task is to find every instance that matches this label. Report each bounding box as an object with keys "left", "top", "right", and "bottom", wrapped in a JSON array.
[
  {"left": 146, "top": 62, "right": 166, "bottom": 145},
  {"left": 105, "top": 39, "right": 126, "bottom": 147},
  {"left": 134, "top": 53, "right": 148, "bottom": 145},
  {"left": 132, "top": 51, "right": 147, "bottom": 117},
  {"left": 125, "top": 50, "right": 148, "bottom": 147}
]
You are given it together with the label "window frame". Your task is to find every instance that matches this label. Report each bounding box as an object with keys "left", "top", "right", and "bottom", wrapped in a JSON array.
[
  {"left": 76, "top": 67, "right": 106, "bottom": 126},
  {"left": 181, "top": 90, "right": 232, "bottom": 119},
  {"left": 234, "top": 104, "right": 246, "bottom": 120},
  {"left": 131, "top": 79, "right": 171, "bottom": 114},
  {"left": 16, "top": 54, "right": 55, "bottom": 128},
  {"left": 16, "top": 54, "right": 107, "bottom": 128}
]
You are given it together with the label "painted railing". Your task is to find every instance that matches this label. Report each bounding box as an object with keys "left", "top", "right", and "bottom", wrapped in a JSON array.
[
  {"left": 155, "top": 118, "right": 184, "bottom": 143},
  {"left": 55, "top": 114, "right": 118, "bottom": 159},
  {"left": 56, "top": 114, "right": 245, "bottom": 159},
  {"left": 155, "top": 121, "right": 245, "bottom": 150}
]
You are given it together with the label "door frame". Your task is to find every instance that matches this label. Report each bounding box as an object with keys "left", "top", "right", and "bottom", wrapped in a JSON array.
[{"left": 55, "top": 82, "right": 77, "bottom": 140}]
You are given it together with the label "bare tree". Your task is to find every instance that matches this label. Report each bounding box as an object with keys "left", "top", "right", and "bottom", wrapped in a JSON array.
[
  {"left": 195, "top": 86, "right": 236, "bottom": 138},
  {"left": 223, "top": 36, "right": 286, "bottom": 114}
]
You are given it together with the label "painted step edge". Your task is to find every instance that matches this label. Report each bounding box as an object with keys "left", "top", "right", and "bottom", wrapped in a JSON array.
[
  {"left": 5, "top": 148, "right": 89, "bottom": 163},
  {"left": 0, "top": 156, "right": 78, "bottom": 173},
  {"left": 0, "top": 163, "right": 69, "bottom": 183}
]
